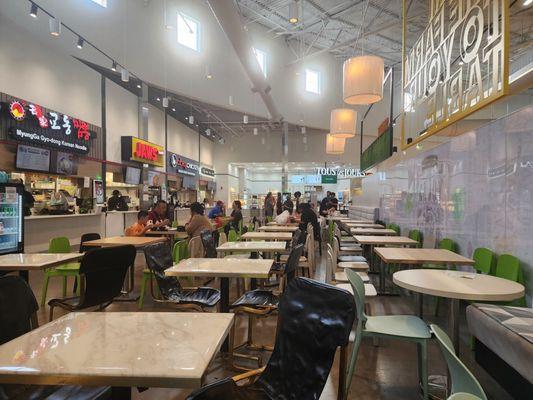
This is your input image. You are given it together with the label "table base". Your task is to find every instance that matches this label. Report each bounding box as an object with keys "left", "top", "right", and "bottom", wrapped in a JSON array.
[{"left": 111, "top": 387, "right": 131, "bottom": 400}]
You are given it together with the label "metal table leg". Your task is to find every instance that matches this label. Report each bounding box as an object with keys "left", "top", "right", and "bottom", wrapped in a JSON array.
[{"left": 220, "top": 277, "right": 230, "bottom": 352}]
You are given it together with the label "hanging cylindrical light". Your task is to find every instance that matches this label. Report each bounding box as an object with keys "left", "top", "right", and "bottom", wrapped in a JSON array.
[
  {"left": 243, "top": 115, "right": 249, "bottom": 124},
  {"left": 188, "top": 115, "right": 194, "bottom": 124},
  {"left": 162, "top": 97, "right": 169, "bottom": 108},
  {"left": 121, "top": 68, "right": 129, "bottom": 82},
  {"left": 330, "top": 108, "right": 357, "bottom": 138},
  {"left": 343, "top": 55, "right": 384, "bottom": 105},
  {"left": 253, "top": 128, "right": 258, "bottom": 136},
  {"left": 288, "top": 1, "right": 299, "bottom": 24},
  {"left": 49, "top": 17, "right": 61, "bottom": 37},
  {"left": 326, "top": 134, "right": 345, "bottom": 154}
]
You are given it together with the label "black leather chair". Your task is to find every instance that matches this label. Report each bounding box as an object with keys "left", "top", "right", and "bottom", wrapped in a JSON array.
[
  {"left": 200, "top": 230, "right": 217, "bottom": 258},
  {"left": 79, "top": 233, "right": 101, "bottom": 252},
  {"left": 0, "top": 276, "right": 110, "bottom": 400},
  {"left": 186, "top": 277, "right": 356, "bottom": 400},
  {"left": 229, "top": 244, "right": 305, "bottom": 370},
  {"left": 143, "top": 242, "right": 220, "bottom": 311},
  {"left": 48, "top": 245, "right": 136, "bottom": 321}
]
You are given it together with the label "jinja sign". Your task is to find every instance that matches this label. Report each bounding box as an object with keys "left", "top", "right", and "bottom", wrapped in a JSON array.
[{"left": 401, "top": 0, "right": 508, "bottom": 148}]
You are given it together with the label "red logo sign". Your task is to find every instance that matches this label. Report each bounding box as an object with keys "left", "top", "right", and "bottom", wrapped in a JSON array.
[
  {"left": 9, "top": 101, "right": 26, "bottom": 121},
  {"left": 134, "top": 142, "right": 159, "bottom": 162}
]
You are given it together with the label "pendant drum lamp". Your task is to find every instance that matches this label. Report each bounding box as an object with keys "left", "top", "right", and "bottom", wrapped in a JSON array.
[
  {"left": 326, "top": 134, "right": 345, "bottom": 155},
  {"left": 330, "top": 108, "right": 357, "bottom": 138},
  {"left": 343, "top": 55, "right": 384, "bottom": 105}
]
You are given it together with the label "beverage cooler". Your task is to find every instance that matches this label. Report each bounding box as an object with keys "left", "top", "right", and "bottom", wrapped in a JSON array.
[{"left": 0, "top": 183, "right": 24, "bottom": 255}]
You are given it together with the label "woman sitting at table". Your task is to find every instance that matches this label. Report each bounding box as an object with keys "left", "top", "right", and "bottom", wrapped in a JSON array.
[
  {"left": 125, "top": 210, "right": 154, "bottom": 236},
  {"left": 225, "top": 200, "right": 243, "bottom": 234},
  {"left": 185, "top": 202, "right": 212, "bottom": 239}
]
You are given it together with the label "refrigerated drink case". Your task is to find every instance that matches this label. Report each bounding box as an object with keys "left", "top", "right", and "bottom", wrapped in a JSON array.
[{"left": 0, "top": 183, "right": 24, "bottom": 254}]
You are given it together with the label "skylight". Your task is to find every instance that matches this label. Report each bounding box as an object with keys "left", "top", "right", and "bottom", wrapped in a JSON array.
[
  {"left": 253, "top": 48, "right": 267, "bottom": 77},
  {"left": 305, "top": 68, "right": 321, "bottom": 94},
  {"left": 177, "top": 13, "right": 200, "bottom": 52}
]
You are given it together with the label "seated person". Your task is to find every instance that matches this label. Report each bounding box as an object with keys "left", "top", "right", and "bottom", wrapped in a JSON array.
[
  {"left": 225, "top": 200, "right": 243, "bottom": 234},
  {"left": 148, "top": 200, "right": 170, "bottom": 228},
  {"left": 283, "top": 196, "right": 294, "bottom": 214},
  {"left": 298, "top": 203, "right": 321, "bottom": 241},
  {"left": 185, "top": 202, "right": 213, "bottom": 239},
  {"left": 208, "top": 200, "right": 224, "bottom": 219},
  {"left": 125, "top": 210, "right": 153, "bottom": 236}
]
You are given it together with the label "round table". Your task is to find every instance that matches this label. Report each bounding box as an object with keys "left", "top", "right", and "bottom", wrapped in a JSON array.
[{"left": 393, "top": 269, "right": 525, "bottom": 353}]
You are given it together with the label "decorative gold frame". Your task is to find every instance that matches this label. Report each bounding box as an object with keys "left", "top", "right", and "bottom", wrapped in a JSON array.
[{"left": 400, "top": 0, "right": 510, "bottom": 150}]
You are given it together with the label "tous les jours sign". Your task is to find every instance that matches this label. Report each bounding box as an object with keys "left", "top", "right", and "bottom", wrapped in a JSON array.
[{"left": 315, "top": 167, "right": 366, "bottom": 178}]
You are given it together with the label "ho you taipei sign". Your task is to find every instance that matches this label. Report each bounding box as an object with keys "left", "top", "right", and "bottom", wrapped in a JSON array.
[{"left": 401, "top": 0, "right": 509, "bottom": 148}]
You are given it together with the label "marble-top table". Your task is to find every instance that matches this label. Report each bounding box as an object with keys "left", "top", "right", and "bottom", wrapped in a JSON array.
[
  {"left": 345, "top": 223, "right": 384, "bottom": 229},
  {"left": 217, "top": 241, "right": 287, "bottom": 253},
  {"left": 145, "top": 230, "right": 188, "bottom": 247},
  {"left": 0, "top": 312, "right": 234, "bottom": 398},
  {"left": 241, "top": 232, "right": 293, "bottom": 241},
  {"left": 350, "top": 228, "right": 397, "bottom": 236},
  {"left": 354, "top": 236, "right": 418, "bottom": 246},
  {"left": 257, "top": 225, "right": 299, "bottom": 233},
  {"left": 393, "top": 269, "right": 524, "bottom": 354},
  {"left": 0, "top": 253, "right": 83, "bottom": 282},
  {"left": 83, "top": 236, "right": 166, "bottom": 248}
]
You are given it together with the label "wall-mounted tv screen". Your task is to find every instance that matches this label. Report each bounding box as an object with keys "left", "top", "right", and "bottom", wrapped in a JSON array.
[
  {"left": 16, "top": 145, "right": 50, "bottom": 173},
  {"left": 54, "top": 151, "right": 78, "bottom": 175},
  {"left": 125, "top": 166, "right": 141, "bottom": 185}
]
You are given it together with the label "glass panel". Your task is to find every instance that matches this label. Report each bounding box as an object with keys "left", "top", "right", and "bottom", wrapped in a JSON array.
[{"left": 177, "top": 13, "right": 200, "bottom": 51}]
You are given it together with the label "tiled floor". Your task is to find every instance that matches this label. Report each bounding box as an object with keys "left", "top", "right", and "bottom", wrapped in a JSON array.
[{"left": 23, "top": 250, "right": 513, "bottom": 400}]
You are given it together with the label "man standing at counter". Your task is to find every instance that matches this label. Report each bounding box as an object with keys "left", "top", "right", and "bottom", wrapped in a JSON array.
[{"left": 148, "top": 200, "right": 170, "bottom": 228}]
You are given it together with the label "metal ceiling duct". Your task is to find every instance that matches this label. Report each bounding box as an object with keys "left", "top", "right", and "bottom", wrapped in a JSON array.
[{"left": 207, "top": 0, "right": 283, "bottom": 123}]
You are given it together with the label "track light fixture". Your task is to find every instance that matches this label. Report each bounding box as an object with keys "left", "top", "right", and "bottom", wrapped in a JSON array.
[
  {"left": 189, "top": 115, "right": 194, "bottom": 124},
  {"left": 49, "top": 17, "right": 61, "bottom": 37},
  {"left": 30, "top": 2, "right": 38, "bottom": 18},
  {"left": 243, "top": 115, "right": 249, "bottom": 124},
  {"left": 76, "top": 37, "right": 84, "bottom": 49},
  {"left": 111, "top": 61, "right": 117, "bottom": 72},
  {"left": 162, "top": 97, "right": 169, "bottom": 108}
]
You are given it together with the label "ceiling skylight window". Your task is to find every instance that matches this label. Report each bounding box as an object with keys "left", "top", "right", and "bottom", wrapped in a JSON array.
[
  {"left": 90, "top": 0, "right": 107, "bottom": 7},
  {"left": 177, "top": 12, "right": 200, "bottom": 52},
  {"left": 253, "top": 48, "right": 267, "bottom": 77},
  {"left": 305, "top": 68, "right": 321, "bottom": 94}
]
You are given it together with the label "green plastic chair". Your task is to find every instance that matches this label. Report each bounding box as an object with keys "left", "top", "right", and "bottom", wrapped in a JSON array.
[
  {"left": 138, "top": 239, "right": 189, "bottom": 309},
  {"left": 227, "top": 229, "right": 238, "bottom": 242},
  {"left": 472, "top": 248, "right": 495, "bottom": 275},
  {"left": 387, "top": 223, "right": 401, "bottom": 235},
  {"left": 41, "top": 237, "right": 80, "bottom": 306},
  {"left": 238, "top": 219, "right": 243, "bottom": 235},
  {"left": 494, "top": 254, "right": 526, "bottom": 306},
  {"left": 408, "top": 229, "right": 423, "bottom": 248},
  {"left": 247, "top": 223, "right": 255, "bottom": 232},
  {"left": 344, "top": 268, "right": 430, "bottom": 399},
  {"left": 431, "top": 324, "right": 487, "bottom": 400},
  {"left": 172, "top": 220, "right": 179, "bottom": 228}
]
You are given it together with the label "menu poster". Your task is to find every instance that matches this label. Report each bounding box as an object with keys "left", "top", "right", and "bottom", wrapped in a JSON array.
[
  {"left": 93, "top": 180, "right": 104, "bottom": 205},
  {"left": 55, "top": 152, "right": 78, "bottom": 175},
  {"left": 16, "top": 144, "right": 50, "bottom": 172}
]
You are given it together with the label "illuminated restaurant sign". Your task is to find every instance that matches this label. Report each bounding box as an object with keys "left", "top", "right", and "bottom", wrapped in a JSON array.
[
  {"left": 2, "top": 97, "right": 93, "bottom": 154},
  {"left": 121, "top": 136, "right": 164, "bottom": 167},
  {"left": 315, "top": 167, "right": 365, "bottom": 178},
  {"left": 167, "top": 152, "right": 199, "bottom": 176},
  {"left": 401, "top": 0, "right": 508, "bottom": 148}
]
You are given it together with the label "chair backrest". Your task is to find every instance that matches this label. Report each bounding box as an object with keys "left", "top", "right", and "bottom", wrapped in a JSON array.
[
  {"left": 256, "top": 277, "right": 356, "bottom": 399},
  {"left": 227, "top": 229, "right": 238, "bottom": 242},
  {"left": 326, "top": 248, "right": 334, "bottom": 284},
  {"left": 306, "top": 233, "right": 316, "bottom": 269},
  {"left": 0, "top": 276, "right": 39, "bottom": 344},
  {"left": 408, "top": 229, "right": 423, "bottom": 248},
  {"left": 439, "top": 238, "right": 456, "bottom": 252},
  {"left": 284, "top": 244, "right": 304, "bottom": 284},
  {"left": 200, "top": 230, "right": 217, "bottom": 258},
  {"left": 188, "top": 236, "right": 204, "bottom": 258},
  {"left": 172, "top": 240, "right": 189, "bottom": 263},
  {"left": 472, "top": 248, "right": 495, "bottom": 275},
  {"left": 291, "top": 229, "right": 302, "bottom": 248},
  {"left": 144, "top": 242, "right": 183, "bottom": 299},
  {"left": 79, "top": 233, "right": 101, "bottom": 253},
  {"left": 49, "top": 236, "right": 71, "bottom": 253},
  {"left": 390, "top": 223, "right": 400, "bottom": 235},
  {"left": 345, "top": 268, "right": 367, "bottom": 323},
  {"left": 495, "top": 254, "right": 521, "bottom": 282},
  {"left": 78, "top": 245, "right": 135, "bottom": 308},
  {"left": 430, "top": 324, "right": 487, "bottom": 400},
  {"left": 218, "top": 232, "right": 227, "bottom": 245}
]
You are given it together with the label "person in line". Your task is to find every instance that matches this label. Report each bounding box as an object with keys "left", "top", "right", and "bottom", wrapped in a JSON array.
[
  {"left": 208, "top": 200, "right": 224, "bottom": 219},
  {"left": 283, "top": 195, "right": 294, "bottom": 214},
  {"left": 107, "top": 190, "right": 128, "bottom": 211},
  {"left": 18, "top": 179, "right": 35, "bottom": 216},
  {"left": 226, "top": 200, "right": 243, "bottom": 234},
  {"left": 329, "top": 192, "right": 339, "bottom": 210},
  {"left": 275, "top": 193, "right": 283, "bottom": 215},
  {"left": 264, "top": 192, "right": 274, "bottom": 219},
  {"left": 294, "top": 191, "right": 302, "bottom": 211},
  {"left": 185, "top": 202, "right": 212, "bottom": 239},
  {"left": 319, "top": 192, "right": 331, "bottom": 217},
  {"left": 148, "top": 200, "right": 170, "bottom": 228},
  {"left": 125, "top": 210, "right": 153, "bottom": 236}
]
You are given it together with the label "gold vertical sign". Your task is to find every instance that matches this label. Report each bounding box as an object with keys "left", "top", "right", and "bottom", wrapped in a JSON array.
[{"left": 401, "top": 0, "right": 509, "bottom": 149}]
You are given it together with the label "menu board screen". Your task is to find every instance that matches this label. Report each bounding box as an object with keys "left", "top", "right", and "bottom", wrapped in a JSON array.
[
  {"left": 55, "top": 152, "right": 78, "bottom": 175},
  {"left": 16, "top": 145, "right": 50, "bottom": 172},
  {"left": 125, "top": 166, "right": 141, "bottom": 185}
]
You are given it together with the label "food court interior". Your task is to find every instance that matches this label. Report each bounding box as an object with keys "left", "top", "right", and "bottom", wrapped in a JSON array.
[{"left": 0, "top": 0, "right": 532, "bottom": 399}]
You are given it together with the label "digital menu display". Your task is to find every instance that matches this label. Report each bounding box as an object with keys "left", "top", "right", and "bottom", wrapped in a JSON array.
[
  {"left": 55, "top": 152, "right": 78, "bottom": 175},
  {"left": 125, "top": 166, "right": 141, "bottom": 185},
  {"left": 16, "top": 145, "right": 50, "bottom": 172}
]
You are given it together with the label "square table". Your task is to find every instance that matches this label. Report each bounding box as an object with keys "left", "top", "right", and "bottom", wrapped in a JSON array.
[
  {"left": 0, "top": 312, "right": 233, "bottom": 399},
  {"left": 0, "top": 253, "right": 83, "bottom": 282},
  {"left": 82, "top": 236, "right": 166, "bottom": 248},
  {"left": 353, "top": 236, "right": 418, "bottom": 272},
  {"left": 345, "top": 223, "right": 384, "bottom": 229},
  {"left": 217, "top": 241, "right": 287, "bottom": 255},
  {"left": 241, "top": 232, "right": 293, "bottom": 241},
  {"left": 145, "top": 229, "right": 188, "bottom": 247},
  {"left": 257, "top": 225, "right": 299, "bottom": 233},
  {"left": 374, "top": 247, "right": 475, "bottom": 295},
  {"left": 350, "top": 228, "right": 397, "bottom": 236}
]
